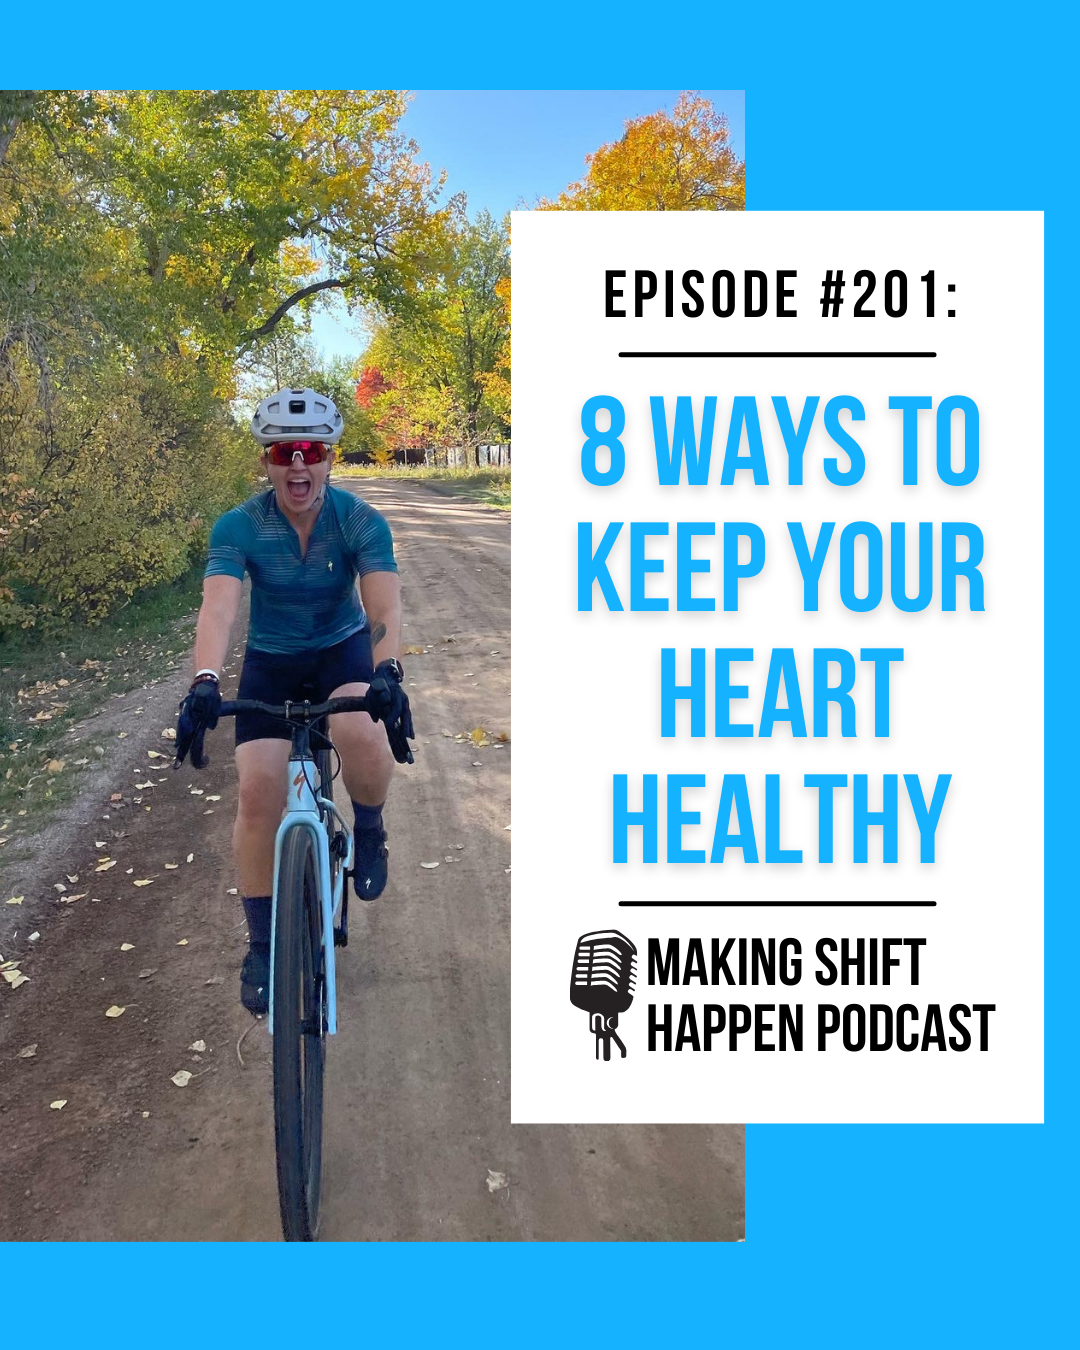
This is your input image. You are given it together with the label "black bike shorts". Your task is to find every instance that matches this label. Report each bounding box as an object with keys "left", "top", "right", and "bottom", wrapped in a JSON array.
[{"left": 234, "top": 629, "right": 374, "bottom": 747}]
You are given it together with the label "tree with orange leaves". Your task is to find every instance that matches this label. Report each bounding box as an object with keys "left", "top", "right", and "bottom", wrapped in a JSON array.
[{"left": 542, "top": 92, "right": 744, "bottom": 212}]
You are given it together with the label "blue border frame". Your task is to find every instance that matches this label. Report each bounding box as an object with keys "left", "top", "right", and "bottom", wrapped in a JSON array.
[{"left": 1, "top": 11, "right": 1074, "bottom": 1342}]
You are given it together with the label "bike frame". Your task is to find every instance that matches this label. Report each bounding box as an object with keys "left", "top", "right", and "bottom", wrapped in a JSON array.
[{"left": 267, "top": 720, "right": 354, "bottom": 1037}]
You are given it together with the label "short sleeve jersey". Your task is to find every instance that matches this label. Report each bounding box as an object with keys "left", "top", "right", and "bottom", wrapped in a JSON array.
[{"left": 204, "top": 484, "right": 397, "bottom": 655}]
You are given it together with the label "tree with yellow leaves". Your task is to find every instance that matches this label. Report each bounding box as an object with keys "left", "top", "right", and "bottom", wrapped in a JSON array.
[
  {"left": 358, "top": 210, "right": 510, "bottom": 464},
  {"left": 478, "top": 276, "right": 510, "bottom": 426},
  {"left": 542, "top": 92, "right": 744, "bottom": 212}
]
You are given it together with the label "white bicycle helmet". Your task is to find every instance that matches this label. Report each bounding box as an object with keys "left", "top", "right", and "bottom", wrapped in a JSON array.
[{"left": 250, "top": 387, "right": 344, "bottom": 445}]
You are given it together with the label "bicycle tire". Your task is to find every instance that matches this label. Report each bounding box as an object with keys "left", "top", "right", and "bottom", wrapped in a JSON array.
[{"left": 273, "top": 824, "right": 326, "bottom": 1242}]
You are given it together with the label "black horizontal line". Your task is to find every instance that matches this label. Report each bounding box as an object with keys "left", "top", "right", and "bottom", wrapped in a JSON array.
[
  {"left": 617, "top": 901, "right": 937, "bottom": 908},
  {"left": 618, "top": 351, "right": 937, "bottom": 359}
]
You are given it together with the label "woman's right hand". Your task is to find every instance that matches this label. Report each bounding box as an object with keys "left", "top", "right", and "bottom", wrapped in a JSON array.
[{"left": 173, "top": 676, "right": 222, "bottom": 770}]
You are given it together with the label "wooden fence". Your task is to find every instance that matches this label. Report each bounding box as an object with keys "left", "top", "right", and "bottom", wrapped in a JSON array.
[{"left": 344, "top": 443, "right": 511, "bottom": 468}]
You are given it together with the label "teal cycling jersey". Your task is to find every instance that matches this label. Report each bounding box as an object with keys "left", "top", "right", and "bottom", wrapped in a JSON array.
[{"left": 204, "top": 484, "right": 397, "bottom": 655}]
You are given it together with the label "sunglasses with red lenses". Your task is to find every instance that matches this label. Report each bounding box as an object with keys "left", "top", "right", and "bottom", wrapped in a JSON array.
[{"left": 266, "top": 440, "right": 330, "bottom": 466}]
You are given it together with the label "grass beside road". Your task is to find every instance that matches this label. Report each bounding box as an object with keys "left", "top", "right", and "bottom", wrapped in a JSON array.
[
  {"left": 0, "top": 567, "right": 203, "bottom": 842},
  {"left": 332, "top": 464, "right": 511, "bottom": 510}
]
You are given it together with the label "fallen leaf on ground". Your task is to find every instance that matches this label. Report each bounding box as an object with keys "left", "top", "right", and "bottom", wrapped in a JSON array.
[
  {"left": 204, "top": 975, "right": 223, "bottom": 986},
  {"left": 54, "top": 882, "right": 66, "bottom": 892},
  {"left": 5, "top": 895, "right": 23, "bottom": 905},
  {"left": 95, "top": 860, "right": 117, "bottom": 872},
  {"left": 486, "top": 1169, "right": 509, "bottom": 1193},
  {"left": 186, "top": 853, "right": 194, "bottom": 863},
  {"left": 134, "top": 781, "right": 153, "bottom": 790},
  {"left": 105, "top": 1005, "right": 125, "bottom": 1018},
  {"left": 472, "top": 761, "right": 484, "bottom": 767},
  {"left": 138, "top": 968, "right": 157, "bottom": 979},
  {"left": 109, "top": 792, "right": 123, "bottom": 802},
  {"left": 177, "top": 939, "right": 188, "bottom": 946},
  {"left": 206, "top": 795, "right": 221, "bottom": 802},
  {"left": 117, "top": 732, "right": 127, "bottom": 739},
  {"left": 66, "top": 874, "right": 78, "bottom": 883},
  {"left": 420, "top": 861, "right": 440, "bottom": 869},
  {"left": 28, "top": 932, "right": 40, "bottom": 942},
  {"left": 170, "top": 1070, "right": 192, "bottom": 1088},
  {"left": 404, "top": 645, "right": 425, "bottom": 655},
  {"left": 3, "top": 971, "right": 30, "bottom": 987},
  {"left": 60, "top": 893, "right": 87, "bottom": 904},
  {"left": 226, "top": 887, "right": 238, "bottom": 895},
  {"left": 147, "top": 749, "right": 168, "bottom": 758},
  {"left": 50, "top": 1099, "right": 67, "bottom": 1110},
  {"left": 95, "top": 840, "right": 106, "bottom": 848},
  {"left": 189, "top": 788, "right": 204, "bottom": 796},
  {"left": 188, "top": 1040, "right": 206, "bottom": 1052},
  {"left": 132, "top": 879, "right": 153, "bottom": 887},
  {"left": 18, "top": 1043, "right": 37, "bottom": 1058},
  {"left": 161, "top": 728, "right": 176, "bottom": 741},
  {"left": 45, "top": 759, "right": 65, "bottom": 773},
  {"left": 164, "top": 863, "right": 178, "bottom": 870},
  {"left": 120, "top": 943, "right": 134, "bottom": 952}
]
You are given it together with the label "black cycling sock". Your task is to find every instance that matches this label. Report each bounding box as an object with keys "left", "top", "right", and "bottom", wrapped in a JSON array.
[
  {"left": 351, "top": 799, "right": 385, "bottom": 831},
  {"left": 242, "top": 895, "right": 272, "bottom": 947}
]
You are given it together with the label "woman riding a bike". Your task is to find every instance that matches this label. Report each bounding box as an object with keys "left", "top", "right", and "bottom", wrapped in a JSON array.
[{"left": 173, "top": 387, "right": 414, "bottom": 1015}]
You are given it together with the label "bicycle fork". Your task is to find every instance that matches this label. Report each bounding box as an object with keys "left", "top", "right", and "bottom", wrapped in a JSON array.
[{"left": 268, "top": 755, "right": 354, "bottom": 1037}]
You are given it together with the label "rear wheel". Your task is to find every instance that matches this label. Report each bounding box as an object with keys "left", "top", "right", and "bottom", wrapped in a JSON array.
[{"left": 272, "top": 824, "right": 326, "bottom": 1241}]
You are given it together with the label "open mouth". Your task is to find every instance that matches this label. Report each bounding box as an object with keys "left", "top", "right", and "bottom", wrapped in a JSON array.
[{"left": 285, "top": 476, "right": 311, "bottom": 502}]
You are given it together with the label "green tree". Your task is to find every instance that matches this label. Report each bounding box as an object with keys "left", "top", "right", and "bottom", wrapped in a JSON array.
[
  {"left": 0, "top": 89, "right": 450, "bottom": 631},
  {"left": 359, "top": 210, "right": 510, "bottom": 464}
]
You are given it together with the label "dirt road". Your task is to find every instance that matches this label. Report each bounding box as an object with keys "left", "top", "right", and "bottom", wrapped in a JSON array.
[{"left": 0, "top": 480, "right": 744, "bottom": 1241}]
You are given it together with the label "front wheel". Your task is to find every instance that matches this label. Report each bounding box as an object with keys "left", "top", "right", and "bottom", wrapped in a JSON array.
[{"left": 273, "top": 824, "right": 326, "bottom": 1241}]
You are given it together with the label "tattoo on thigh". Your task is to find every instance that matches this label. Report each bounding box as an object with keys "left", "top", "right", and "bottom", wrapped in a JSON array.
[{"left": 370, "top": 621, "right": 387, "bottom": 646}]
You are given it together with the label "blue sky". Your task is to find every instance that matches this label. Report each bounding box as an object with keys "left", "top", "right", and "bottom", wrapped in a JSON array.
[{"left": 309, "top": 88, "right": 745, "bottom": 364}]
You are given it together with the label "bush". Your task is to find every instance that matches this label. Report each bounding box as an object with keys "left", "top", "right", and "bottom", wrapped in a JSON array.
[{"left": 0, "top": 357, "right": 258, "bottom": 635}]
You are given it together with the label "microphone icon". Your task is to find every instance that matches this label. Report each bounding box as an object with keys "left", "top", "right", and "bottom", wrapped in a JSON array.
[{"left": 570, "top": 930, "right": 637, "bottom": 1060}]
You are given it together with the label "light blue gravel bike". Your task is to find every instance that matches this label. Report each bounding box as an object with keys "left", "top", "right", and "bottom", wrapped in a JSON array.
[{"left": 218, "top": 691, "right": 372, "bottom": 1241}]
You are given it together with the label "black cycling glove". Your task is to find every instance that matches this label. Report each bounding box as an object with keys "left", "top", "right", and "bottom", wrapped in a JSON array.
[
  {"left": 173, "top": 676, "right": 221, "bottom": 770},
  {"left": 366, "top": 659, "right": 415, "bottom": 765}
]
